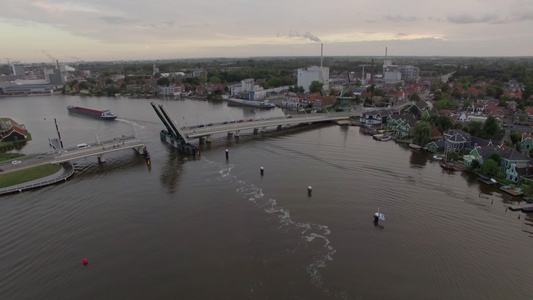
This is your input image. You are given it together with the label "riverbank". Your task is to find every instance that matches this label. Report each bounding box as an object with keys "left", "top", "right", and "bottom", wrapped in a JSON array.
[{"left": 0, "top": 162, "right": 73, "bottom": 195}]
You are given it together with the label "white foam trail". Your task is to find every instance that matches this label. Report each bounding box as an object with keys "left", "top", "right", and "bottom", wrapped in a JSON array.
[
  {"left": 115, "top": 118, "right": 145, "bottom": 129},
  {"left": 207, "top": 159, "right": 336, "bottom": 295}
]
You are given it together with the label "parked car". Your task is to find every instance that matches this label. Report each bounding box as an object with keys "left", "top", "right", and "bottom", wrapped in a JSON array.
[
  {"left": 11, "top": 160, "right": 21, "bottom": 165},
  {"left": 0, "top": 168, "right": 4, "bottom": 172}
]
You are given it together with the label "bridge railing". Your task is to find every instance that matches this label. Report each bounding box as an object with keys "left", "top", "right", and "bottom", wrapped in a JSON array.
[{"left": 0, "top": 162, "right": 75, "bottom": 195}]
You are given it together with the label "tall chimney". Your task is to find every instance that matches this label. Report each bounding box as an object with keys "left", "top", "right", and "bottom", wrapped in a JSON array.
[
  {"left": 385, "top": 47, "right": 388, "bottom": 58},
  {"left": 371, "top": 59, "right": 374, "bottom": 85},
  {"left": 320, "top": 43, "right": 323, "bottom": 67}
]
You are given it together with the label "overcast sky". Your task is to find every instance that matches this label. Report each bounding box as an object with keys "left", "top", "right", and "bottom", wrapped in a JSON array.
[{"left": 2, "top": 0, "right": 533, "bottom": 63}]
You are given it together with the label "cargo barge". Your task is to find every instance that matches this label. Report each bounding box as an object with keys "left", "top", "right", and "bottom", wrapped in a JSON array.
[{"left": 67, "top": 106, "right": 117, "bottom": 120}]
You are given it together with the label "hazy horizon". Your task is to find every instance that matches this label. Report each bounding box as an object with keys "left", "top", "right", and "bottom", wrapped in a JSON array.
[{"left": 3, "top": 0, "right": 533, "bottom": 63}]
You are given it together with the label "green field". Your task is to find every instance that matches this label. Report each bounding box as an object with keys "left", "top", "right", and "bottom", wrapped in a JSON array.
[{"left": 0, "top": 164, "right": 62, "bottom": 188}]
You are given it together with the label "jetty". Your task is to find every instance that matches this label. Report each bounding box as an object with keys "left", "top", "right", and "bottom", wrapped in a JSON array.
[
  {"left": 500, "top": 185, "right": 524, "bottom": 196},
  {"left": 508, "top": 204, "right": 533, "bottom": 212}
]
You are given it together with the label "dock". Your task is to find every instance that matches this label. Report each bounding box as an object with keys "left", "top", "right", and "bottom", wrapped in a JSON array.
[
  {"left": 508, "top": 204, "right": 533, "bottom": 212},
  {"left": 500, "top": 185, "right": 524, "bottom": 196}
]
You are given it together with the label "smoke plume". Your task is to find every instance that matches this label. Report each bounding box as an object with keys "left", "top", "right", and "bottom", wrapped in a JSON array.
[{"left": 288, "top": 30, "right": 321, "bottom": 42}]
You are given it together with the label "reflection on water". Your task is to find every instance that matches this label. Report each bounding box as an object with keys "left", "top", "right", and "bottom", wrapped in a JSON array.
[
  {"left": 159, "top": 148, "right": 186, "bottom": 193},
  {"left": 409, "top": 149, "right": 428, "bottom": 167}
]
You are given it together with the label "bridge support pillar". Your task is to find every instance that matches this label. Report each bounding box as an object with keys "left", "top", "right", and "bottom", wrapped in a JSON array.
[
  {"left": 227, "top": 132, "right": 233, "bottom": 137},
  {"left": 253, "top": 128, "right": 259, "bottom": 134},
  {"left": 277, "top": 125, "right": 282, "bottom": 131},
  {"left": 199, "top": 137, "right": 206, "bottom": 144},
  {"left": 235, "top": 130, "right": 240, "bottom": 137},
  {"left": 134, "top": 146, "right": 146, "bottom": 154},
  {"left": 97, "top": 154, "right": 106, "bottom": 163}
]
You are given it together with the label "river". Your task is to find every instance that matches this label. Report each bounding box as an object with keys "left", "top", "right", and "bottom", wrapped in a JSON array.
[{"left": 0, "top": 95, "right": 532, "bottom": 299}]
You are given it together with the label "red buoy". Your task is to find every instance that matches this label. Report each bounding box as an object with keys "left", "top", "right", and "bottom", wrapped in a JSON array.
[{"left": 82, "top": 259, "right": 88, "bottom": 265}]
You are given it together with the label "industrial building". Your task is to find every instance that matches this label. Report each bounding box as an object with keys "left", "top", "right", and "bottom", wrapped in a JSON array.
[{"left": 297, "top": 66, "right": 330, "bottom": 92}]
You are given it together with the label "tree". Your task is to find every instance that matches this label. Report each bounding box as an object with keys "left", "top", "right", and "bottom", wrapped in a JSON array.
[
  {"left": 481, "top": 159, "right": 500, "bottom": 177},
  {"left": 482, "top": 115, "right": 500, "bottom": 139},
  {"left": 465, "top": 121, "right": 484, "bottom": 137},
  {"left": 156, "top": 77, "right": 170, "bottom": 86},
  {"left": 446, "top": 150, "right": 461, "bottom": 162},
  {"left": 409, "top": 92, "right": 421, "bottom": 102},
  {"left": 309, "top": 81, "right": 324, "bottom": 94},
  {"left": 488, "top": 152, "right": 502, "bottom": 166},
  {"left": 412, "top": 121, "right": 431, "bottom": 146},
  {"left": 434, "top": 115, "right": 454, "bottom": 133},
  {"left": 209, "top": 76, "right": 221, "bottom": 84}
]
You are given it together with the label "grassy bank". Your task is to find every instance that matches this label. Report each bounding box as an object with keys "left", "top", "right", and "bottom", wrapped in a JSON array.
[
  {"left": 0, "top": 164, "right": 62, "bottom": 188},
  {"left": 0, "top": 153, "right": 25, "bottom": 162}
]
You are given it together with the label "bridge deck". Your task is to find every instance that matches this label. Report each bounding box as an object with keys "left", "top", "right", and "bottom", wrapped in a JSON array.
[{"left": 181, "top": 112, "right": 355, "bottom": 139}]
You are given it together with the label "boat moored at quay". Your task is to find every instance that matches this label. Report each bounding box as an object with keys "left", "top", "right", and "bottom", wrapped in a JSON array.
[{"left": 67, "top": 106, "right": 118, "bottom": 120}]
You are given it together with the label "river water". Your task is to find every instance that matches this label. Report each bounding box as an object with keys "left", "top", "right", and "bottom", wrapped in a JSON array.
[{"left": 0, "top": 95, "right": 532, "bottom": 299}]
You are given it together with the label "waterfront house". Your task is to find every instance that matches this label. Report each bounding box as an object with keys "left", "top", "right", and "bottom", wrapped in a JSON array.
[
  {"left": 282, "top": 92, "right": 302, "bottom": 108},
  {"left": 0, "top": 121, "right": 27, "bottom": 143},
  {"left": 387, "top": 114, "right": 417, "bottom": 137},
  {"left": 427, "top": 140, "right": 445, "bottom": 153},
  {"left": 520, "top": 133, "right": 533, "bottom": 153},
  {"left": 500, "top": 149, "right": 532, "bottom": 182},
  {"left": 360, "top": 109, "right": 398, "bottom": 127},
  {"left": 443, "top": 130, "right": 470, "bottom": 152},
  {"left": 360, "top": 110, "right": 382, "bottom": 126}
]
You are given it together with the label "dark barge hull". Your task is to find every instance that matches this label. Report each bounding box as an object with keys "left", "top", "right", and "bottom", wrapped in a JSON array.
[
  {"left": 67, "top": 106, "right": 117, "bottom": 120},
  {"left": 159, "top": 130, "right": 199, "bottom": 155}
]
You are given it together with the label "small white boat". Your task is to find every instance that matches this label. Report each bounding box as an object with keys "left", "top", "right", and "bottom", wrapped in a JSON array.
[{"left": 378, "top": 135, "right": 391, "bottom": 141}]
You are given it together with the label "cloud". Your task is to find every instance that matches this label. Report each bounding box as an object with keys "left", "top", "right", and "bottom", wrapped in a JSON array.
[
  {"left": 288, "top": 30, "right": 321, "bottom": 42},
  {"left": 447, "top": 11, "right": 533, "bottom": 24},
  {"left": 385, "top": 15, "right": 420, "bottom": 22},
  {"left": 99, "top": 16, "right": 139, "bottom": 25},
  {"left": 447, "top": 14, "right": 500, "bottom": 24}
]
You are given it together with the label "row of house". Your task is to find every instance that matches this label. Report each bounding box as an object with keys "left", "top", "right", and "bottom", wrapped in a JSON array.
[
  {"left": 427, "top": 129, "right": 533, "bottom": 183},
  {"left": 360, "top": 99, "right": 533, "bottom": 184}
]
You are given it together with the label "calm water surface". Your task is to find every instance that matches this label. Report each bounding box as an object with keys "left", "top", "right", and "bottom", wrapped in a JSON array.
[{"left": 0, "top": 95, "right": 532, "bottom": 299}]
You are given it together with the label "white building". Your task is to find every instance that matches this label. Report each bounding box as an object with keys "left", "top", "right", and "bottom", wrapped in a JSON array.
[
  {"left": 383, "top": 59, "right": 402, "bottom": 83},
  {"left": 229, "top": 78, "right": 266, "bottom": 100},
  {"left": 297, "top": 66, "right": 329, "bottom": 93}
]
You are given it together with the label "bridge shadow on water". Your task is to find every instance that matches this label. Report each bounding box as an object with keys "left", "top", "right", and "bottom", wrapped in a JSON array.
[{"left": 69, "top": 152, "right": 147, "bottom": 177}]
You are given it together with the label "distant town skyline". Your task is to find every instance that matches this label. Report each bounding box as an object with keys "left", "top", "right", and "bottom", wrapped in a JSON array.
[{"left": 3, "top": 0, "right": 533, "bottom": 63}]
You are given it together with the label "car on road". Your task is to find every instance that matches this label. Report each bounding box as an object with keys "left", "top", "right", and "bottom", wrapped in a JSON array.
[
  {"left": 11, "top": 160, "right": 21, "bottom": 165},
  {"left": 0, "top": 168, "right": 4, "bottom": 172}
]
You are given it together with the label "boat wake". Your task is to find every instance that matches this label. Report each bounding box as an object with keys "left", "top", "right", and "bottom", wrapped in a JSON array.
[
  {"left": 206, "top": 159, "right": 337, "bottom": 296},
  {"left": 114, "top": 118, "right": 145, "bottom": 129}
]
